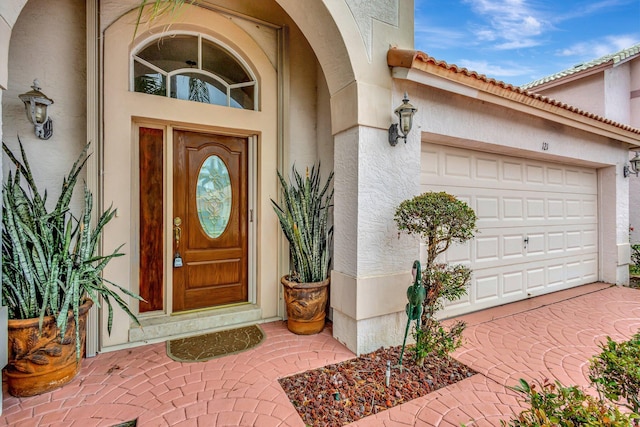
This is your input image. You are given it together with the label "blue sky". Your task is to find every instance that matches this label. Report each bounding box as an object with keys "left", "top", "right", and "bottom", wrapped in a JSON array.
[{"left": 414, "top": 0, "right": 640, "bottom": 86}]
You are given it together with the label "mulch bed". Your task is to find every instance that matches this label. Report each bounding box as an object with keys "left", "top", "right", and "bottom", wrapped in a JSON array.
[
  {"left": 278, "top": 344, "right": 477, "bottom": 427},
  {"left": 630, "top": 276, "right": 640, "bottom": 289}
]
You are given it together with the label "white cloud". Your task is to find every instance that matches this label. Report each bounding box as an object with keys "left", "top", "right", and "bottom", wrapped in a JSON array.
[
  {"left": 522, "top": 16, "right": 542, "bottom": 34},
  {"left": 475, "top": 28, "right": 497, "bottom": 41},
  {"left": 553, "top": 0, "right": 636, "bottom": 23},
  {"left": 456, "top": 59, "right": 533, "bottom": 78},
  {"left": 558, "top": 35, "right": 640, "bottom": 58},
  {"left": 414, "top": 23, "right": 470, "bottom": 49},
  {"left": 494, "top": 38, "right": 542, "bottom": 50},
  {"left": 464, "top": 0, "right": 547, "bottom": 46}
]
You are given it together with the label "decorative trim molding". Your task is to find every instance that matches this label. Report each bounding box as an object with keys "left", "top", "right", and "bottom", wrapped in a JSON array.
[
  {"left": 86, "top": 0, "right": 100, "bottom": 358},
  {"left": 345, "top": 0, "right": 398, "bottom": 61},
  {"left": 277, "top": 25, "right": 289, "bottom": 318}
]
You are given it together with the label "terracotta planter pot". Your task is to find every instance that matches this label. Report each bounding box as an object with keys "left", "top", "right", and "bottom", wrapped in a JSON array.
[
  {"left": 281, "top": 276, "right": 329, "bottom": 335},
  {"left": 4, "top": 299, "right": 93, "bottom": 397}
]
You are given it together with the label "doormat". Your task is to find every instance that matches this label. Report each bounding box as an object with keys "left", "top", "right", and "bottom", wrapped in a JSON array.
[{"left": 166, "top": 325, "right": 265, "bottom": 362}]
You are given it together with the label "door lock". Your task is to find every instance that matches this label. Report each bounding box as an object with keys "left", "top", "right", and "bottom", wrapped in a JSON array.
[
  {"left": 173, "top": 217, "right": 183, "bottom": 268},
  {"left": 173, "top": 217, "right": 182, "bottom": 247}
]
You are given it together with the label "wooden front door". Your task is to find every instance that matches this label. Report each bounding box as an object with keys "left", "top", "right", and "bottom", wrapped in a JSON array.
[{"left": 173, "top": 130, "right": 248, "bottom": 312}]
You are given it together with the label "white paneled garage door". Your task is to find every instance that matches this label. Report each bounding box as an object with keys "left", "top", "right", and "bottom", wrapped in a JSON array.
[{"left": 421, "top": 143, "right": 598, "bottom": 317}]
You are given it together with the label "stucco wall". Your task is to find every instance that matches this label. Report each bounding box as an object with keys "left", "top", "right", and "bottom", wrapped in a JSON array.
[
  {"left": 631, "top": 149, "right": 640, "bottom": 245},
  {"left": 0, "top": 1, "right": 28, "bottom": 89},
  {"left": 535, "top": 73, "right": 605, "bottom": 118},
  {"left": 0, "top": 0, "right": 30, "bottom": 412},
  {"left": 632, "top": 58, "right": 640, "bottom": 129},
  {"left": 331, "top": 122, "right": 420, "bottom": 354},
  {"left": 528, "top": 57, "right": 640, "bottom": 246},
  {"left": 287, "top": 25, "right": 320, "bottom": 169},
  {"left": 0, "top": 21, "right": 11, "bottom": 90},
  {"left": 417, "top": 85, "right": 626, "bottom": 168},
  {"left": 0, "top": 0, "right": 85, "bottom": 409},
  {"left": 2, "top": 0, "right": 87, "bottom": 213},
  {"left": 629, "top": 59, "right": 640, "bottom": 245},
  {"left": 605, "top": 64, "right": 631, "bottom": 125},
  {"left": 331, "top": 83, "right": 422, "bottom": 353},
  {"left": 317, "top": 64, "right": 334, "bottom": 181}
]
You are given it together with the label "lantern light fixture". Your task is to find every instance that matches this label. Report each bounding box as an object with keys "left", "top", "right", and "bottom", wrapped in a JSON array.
[
  {"left": 624, "top": 152, "right": 640, "bottom": 178},
  {"left": 19, "top": 79, "right": 54, "bottom": 140},
  {"left": 388, "top": 92, "right": 417, "bottom": 146}
]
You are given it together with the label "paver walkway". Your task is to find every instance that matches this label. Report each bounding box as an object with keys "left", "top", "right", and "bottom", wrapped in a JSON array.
[{"left": 2, "top": 282, "right": 639, "bottom": 426}]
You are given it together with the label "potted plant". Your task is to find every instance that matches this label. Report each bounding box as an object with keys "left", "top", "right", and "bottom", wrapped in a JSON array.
[
  {"left": 1, "top": 141, "right": 141, "bottom": 397},
  {"left": 271, "top": 164, "right": 333, "bottom": 334}
]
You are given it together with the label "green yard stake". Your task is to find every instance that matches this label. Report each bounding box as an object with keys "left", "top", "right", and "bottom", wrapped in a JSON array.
[{"left": 399, "top": 260, "right": 425, "bottom": 366}]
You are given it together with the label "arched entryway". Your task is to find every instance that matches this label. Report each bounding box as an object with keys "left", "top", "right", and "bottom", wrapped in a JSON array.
[
  {"left": 2, "top": 0, "right": 409, "bottom": 361},
  {"left": 100, "top": 5, "right": 280, "bottom": 348}
]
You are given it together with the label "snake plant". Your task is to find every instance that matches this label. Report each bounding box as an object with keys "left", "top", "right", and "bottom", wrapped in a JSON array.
[
  {"left": 2, "top": 140, "right": 141, "bottom": 360},
  {"left": 271, "top": 165, "right": 333, "bottom": 283}
]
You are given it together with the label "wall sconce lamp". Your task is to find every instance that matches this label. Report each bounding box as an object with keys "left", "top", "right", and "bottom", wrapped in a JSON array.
[
  {"left": 19, "top": 79, "right": 54, "bottom": 140},
  {"left": 624, "top": 152, "right": 640, "bottom": 178},
  {"left": 388, "top": 92, "right": 417, "bottom": 146}
]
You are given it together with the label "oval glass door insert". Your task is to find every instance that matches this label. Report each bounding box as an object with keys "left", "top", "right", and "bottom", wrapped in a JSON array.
[{"left": 196, "top": 155, "right": 232, "bottom": 238}]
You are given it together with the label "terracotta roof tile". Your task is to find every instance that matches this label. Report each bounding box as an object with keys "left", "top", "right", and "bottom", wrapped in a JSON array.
[{"left": 387, "top": 48, "right": 640, "bottom": 136}]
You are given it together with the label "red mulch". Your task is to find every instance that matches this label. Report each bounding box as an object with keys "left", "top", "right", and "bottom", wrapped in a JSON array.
[{"left": 278, "top": 344, "right": 476, "bottom": 427}]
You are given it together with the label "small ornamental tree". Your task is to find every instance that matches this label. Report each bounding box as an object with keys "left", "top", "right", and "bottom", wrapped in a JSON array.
[{"left": 394, "top": 192, "right": 476, "bottom": 364}]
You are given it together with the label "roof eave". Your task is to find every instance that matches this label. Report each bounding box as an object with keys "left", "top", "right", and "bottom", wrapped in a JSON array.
[
  {"left": 387, "top": 48, "right": 640, "bottom": 146},
  {"left": 524, "top": 61, "right": 612, "bottom": 92}
]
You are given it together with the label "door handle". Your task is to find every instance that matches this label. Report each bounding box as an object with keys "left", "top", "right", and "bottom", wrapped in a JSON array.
[{"left": 173, "top": 217, "right": 182, "bottom": 249}]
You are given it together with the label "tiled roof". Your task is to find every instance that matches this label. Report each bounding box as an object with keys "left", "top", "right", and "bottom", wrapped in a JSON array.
[
  {"left": 387, "top": 48, "right": 640, "bottom": 136},
  {"left": 521, "top": 43, "right": 640, "bottom": 90}
]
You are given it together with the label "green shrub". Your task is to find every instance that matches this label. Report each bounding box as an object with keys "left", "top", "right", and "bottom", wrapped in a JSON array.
[
  {"left": 589, "top": 333, "right": 640, "bottom": 414},
  {"left": 502, "top": 378, "right": 636, "bottom": 427},
  {"left": 632, "top": 244, "right": 640, "bottom": 265},
  {"left": 631, "top": 244, "right": 640, "bottom": 271},
  {"left": 414, "top": 317, "right": 466, "bottom": 362},
  {"left": 394, "top": 192, "right": 476, "bottom": 364}
]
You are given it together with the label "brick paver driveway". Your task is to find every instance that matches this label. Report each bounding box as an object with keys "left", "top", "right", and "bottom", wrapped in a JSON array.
[{"left": 2, "top": 282, "right": 639, "bottom": 426}]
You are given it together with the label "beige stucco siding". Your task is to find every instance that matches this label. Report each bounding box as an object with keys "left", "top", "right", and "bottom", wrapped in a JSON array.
[
  {"left": 2, "top": 0, "right": 87, "bottom": 213},
  {"left": 631, "top": 59, "right": 640, "bottom": 129},
  {"left": 535, "top": 73, "right": 606, "bottom": 118}
]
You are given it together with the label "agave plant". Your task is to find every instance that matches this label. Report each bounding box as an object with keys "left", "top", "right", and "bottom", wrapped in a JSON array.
[
  {"left": 2, "top": 140, "right": 142, "bottom": 359},
  {"left": 271, "top": 165, "right": 334, "bottom": 283}
]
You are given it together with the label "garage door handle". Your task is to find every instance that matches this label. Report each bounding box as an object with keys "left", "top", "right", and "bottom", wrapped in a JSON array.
[{"left": 524, "top": 236, "right": 529, "bottom": 249}]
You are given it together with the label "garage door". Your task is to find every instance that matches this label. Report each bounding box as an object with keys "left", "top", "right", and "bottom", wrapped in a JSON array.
[{"left": 421, "top": 143, "right": 598, "bottom": 317}]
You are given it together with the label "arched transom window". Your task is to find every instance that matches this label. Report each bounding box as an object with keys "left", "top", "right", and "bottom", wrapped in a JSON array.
[{"left": 132, "top": 33, "right": 257, "bottom": 110}]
